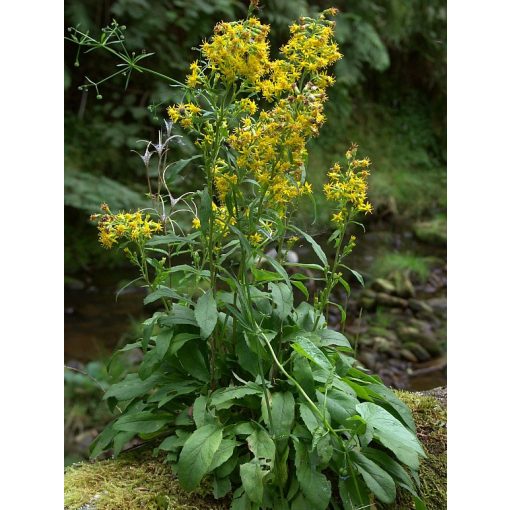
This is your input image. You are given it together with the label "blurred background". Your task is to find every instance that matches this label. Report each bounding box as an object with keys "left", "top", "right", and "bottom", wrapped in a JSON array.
[{"left": 64, "top": 0, "right": 446, "bottom": 465}]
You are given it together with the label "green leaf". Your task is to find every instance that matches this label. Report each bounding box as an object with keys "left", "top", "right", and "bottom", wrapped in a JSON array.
[
  {"left": 316, "top": 389, "right": 358, "bottom": 424},
  {"left": 269, "top": 282, "right": 293, "bottom": 320},
  {"left": 210, "top": 385, "right": 262, "bottom": 409},
  {"left": 291, "top": 336, "right": 332, "bottom": 372},
  {"left": 414, "top": 496, "right": 428, "bottom": 510},
  {"left": 194, "top": 290, "right": 218, "bottom": 339},
  {"left": 271, "top": 392, "right": 295, "bottom": 441},
  {"left": 177, "top": 424, "right": 223, "bottom": 490},
  {"left": 363, "top": 447, "right": 418, "bottom": 497},
  {"left": 104, "top": 373, "right": 161, "bottom": 401},
  {"left": 159, "top": 305, "right": 198, "bottom": 328},
  {"left": 247, "top": 427, "right": 275, "bottom": 463},
  {"left": 169, "top": 332, "right": 200, "bottom": 356},
  {"left": 178, "top": 342, "right": 209, "bottom": 382},
  {"left": 166, "top": 155, "right": 201, "bottom": 182},
  {"left": 338, "top": 474, "right": 370, "bottom": 510},
  {"left": 113, "top": 411, "right": 171, "bottom": 434},
  {"left": 253, "top": 268, "right": 284, "bottom": 282},
  {"left": 317, "top": 329, "right": 352, "bottom": 349},
  {"left": 351, "top": 450, "right": 396, "bottom": 503},
  {"left": 357, "top": 402, "right": 426, "bottom": 470},
  {"left": 289, "top": 225, "right": 328, "bottom": 268},
  {"left": 294, "top": 441, "right": 331, "bottom": 510},
  {"left": 209, "top": 439, "right": 238, "bottom": 471},
  {"left": 213, "top": 476, "right": 232, "bottom": 499},
  {"left": 144, "top": 286, "right": 187, "bottom": 305},
  {"left": 340, "top": 264, "right": 364, "bottom": 286},
  {"left": 240, "top": 462, "right": 264, "bottom": 505},
  {"left": 291, "top": 279, "right": 309, "bottom": 300}
]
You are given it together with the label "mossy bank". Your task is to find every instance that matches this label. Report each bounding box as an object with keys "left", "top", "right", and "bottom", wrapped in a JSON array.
[{"left": 64, "top": 388, "right": 446, "bottom": 510}]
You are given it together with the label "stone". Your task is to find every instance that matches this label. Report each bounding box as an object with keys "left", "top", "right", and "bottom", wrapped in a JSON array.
[
  {"left": 358, "top": 351, "right": 378, "bottom": 370},
  {"left": 367, "top": 327, "right": 399, "bottom": 344},
  {"left": 408, "top": 298, "right": 434, "bottom": 315},
  {"left": 376, "top": 293, "right": 408, "bottom": 309},
  {"left": 426, "top": 297, "right": 447, "bottom": 315},
  {"left": 413, "top": 217, "right": 447, "bottom": 246},
  {"left": 390, "top": 271, "right": 416, "bottom": 298},
  {"left": 403, "top": 342, "right": 432, "bottom": 362},
  {"left": 371, "top": 278, "right": 396, "bottom": 294},
  {"left": 372, "top": 336, "right": 394, "bottom": 353},
  {"left": 400, "top": 348, "right": 418, "bottom": 363}
]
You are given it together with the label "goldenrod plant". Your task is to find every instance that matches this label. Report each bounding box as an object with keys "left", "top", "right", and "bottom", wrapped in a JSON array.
[{"left": 68, "top": 5, "right": 427, "bottom": 509}]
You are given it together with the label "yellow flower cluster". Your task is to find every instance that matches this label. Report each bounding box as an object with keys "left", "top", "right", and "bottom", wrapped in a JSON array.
[
  {"left": 323, "top": 146, "right": 373, "bottom": 227},
  {"left": 191, "top": 202, "right": 236, "bottom": 236},
  {"left": 92, "top": 204, "right": 162, "bottom": 249},
  {"left": 186, "top": 60, "right": 202, "bottom": 88},
  {"left": 212, "top": 159, "right": 238, "bottom": 203},
  {"left": 229, "top": 86, "right": 323, "bottom": 207},
  {"left": 167, "top": 103, "right": 201, "bottom": 130},
  {"left": 281, "top": 12, "right": 342, "bottom": 73},
  {"left": 202, "top": 18, "right": 271, "bottom": 85}
]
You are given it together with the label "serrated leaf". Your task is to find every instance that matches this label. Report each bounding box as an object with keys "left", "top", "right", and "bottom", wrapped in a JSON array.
[
  {"left": 209, "top": 439, "right": 238, "bottom": 471},
  {"left": 351, "top": 450, "right": 396, "bottom": 503},
  {"left": 357, "top": 402, "right": 426, "bottom": 470},
  {"left": 177, "top": 424, "right": 223, "bottom": 490},
  {"left": 144, "top": 286, "right": 187, "bottom": 305},
  {"left": 210, "top": 385, "right": 262, "bottom": 409},
  {"left": 194, "top": 290, "right": 218, "bottom": 339}
]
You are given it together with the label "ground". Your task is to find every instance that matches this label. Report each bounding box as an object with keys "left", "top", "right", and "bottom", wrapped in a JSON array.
[{"left": 64, "top": 388, "right": 447, "bottom": 510}]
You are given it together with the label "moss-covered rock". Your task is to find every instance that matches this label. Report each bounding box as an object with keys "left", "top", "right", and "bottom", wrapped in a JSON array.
[{"left": 64, "top": 389, "right": 446, "bottom": 510}]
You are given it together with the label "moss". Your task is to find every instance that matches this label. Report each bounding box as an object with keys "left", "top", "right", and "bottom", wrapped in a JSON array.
[
  {"left": 393, "top": 390, "right": 447, "bottom": 510},
  {"left": 64, "top": 451, "right": 229, "bottom": 510},
  {"left": 64, "top": 391, "right": 446, "bottom": 510}
]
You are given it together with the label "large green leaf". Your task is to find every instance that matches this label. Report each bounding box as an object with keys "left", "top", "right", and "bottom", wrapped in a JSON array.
[
  {"left": 166, "top": 155, "right": 201, "bottom": 182},
  {"left": 113, "top": 411, "right": 172, "bottom": 434},
  {"left": 294, "top": 441, "right": 331, "bottom": 510},
  {"left": 178, "top": 342, "right": 209, "bottom": 382},
  {"left": 210, "top": 385, "right": 262, "bottom": 409},
  {"left": 104, "top": 373, "right": 161, "bottom": 401},
  {"left": 338, "top": 474, "right": 371, "bottom": 510},
  {"left": 209, "top": 438, "right": 238, "bottom": 471},
  {"left": 317, "top": 328, "right": 352, "bottom": 349},
  {"left": 176, "top": 424, "right": 223, "bottom": 490},
  {"left": 159, "top": 304, "right": 198, "bottom": 328},
  {"left": 316, "top": 389, "right": 358, "bottom": 424},
  {"left": 247, "top": 427, "right": 275, "bottom": 463},
  {"left": 271, "top": 392, "right": 295, "bottom": 440},
  {"left": 291, "top": 336, "right": 332, "bottom": 372},
  {"left": 194, "top": 289, "right": 218, "bottom": 339},
  {"left": 357, "top": 402, "right": 426, "bottom": 470},
  {"left": 363, "top": 447, "right": 418, "bottom": 497},
  {"left": 269, "top": 282, "right": 293, "bottom": 320},
  {"left": 351, "top": 450, "right": 396, "bottom": 503},
  {"left": 144, "top": 286, "right": 188, "bottom": 305},
  {"left": 240, "top": 461, "right": 265, "bottom": 505}
]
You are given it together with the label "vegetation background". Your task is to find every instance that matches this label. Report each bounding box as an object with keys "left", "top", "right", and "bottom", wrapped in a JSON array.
[{"left": 64, "top": 0, "right": 446, "bottom": 273}]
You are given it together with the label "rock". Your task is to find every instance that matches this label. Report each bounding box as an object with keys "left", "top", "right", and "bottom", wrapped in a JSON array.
[
  {"left": 372, "top": 336, "right": 394, "bottom": 353},
  {"left": 403, "top": 341, "right": 432, "bottom": 362},
  {"left": 376, "top": 292, "right": 408, "bottom": 309},
  {"left": 413, "top": 217, "right": 447, "bottom": 246},
  {"left": 390, "top": 271, "right": 416, "bottom": 298},
  {"left": 359, "top": 289, "right": 377, "bottom": 310},
  {"left": 426, "top": 297, "right": 447, "bottom": 316},
  {"left": 408, "top": 298, "right": 434, "bottom": 315},
  {"left": 367, "top": 327, "right": 399, "bottom": 344},
  {"left": 397, "top": 326, "right": 441, "bottom": 355},
  {"left": 400, "top": 348, "right": 418, "bottom": 363},
  {"left": 64, "top": 390, "right": 447, "bottom": 510},
  {"left": 371, "top": 278, "right": 396, "bottom": 294},
  {"left": 358, "top": 351, "right": 378, "bottom": 370}
]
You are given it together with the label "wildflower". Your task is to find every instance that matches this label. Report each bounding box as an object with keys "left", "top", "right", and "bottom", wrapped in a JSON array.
[
  {"left": 239, "top": 98, "right": 257, "bottom": 115},
  {"left": 192, "top": 217, "right": 201, "bottom": 229},
  {"left": 186, "top": 60, "right": 202, "bottom": 88},
  {"left": 250, "top": 232, "right": 264, "bottom": 245}
]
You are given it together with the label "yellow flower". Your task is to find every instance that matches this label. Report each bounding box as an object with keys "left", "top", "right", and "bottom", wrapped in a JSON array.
[
  {"left": 192, "top": 217, "right": 201, "bottom": 229},
  {"left": 250, "top": 232, "right": 264, "bottom": 245}
]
